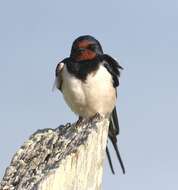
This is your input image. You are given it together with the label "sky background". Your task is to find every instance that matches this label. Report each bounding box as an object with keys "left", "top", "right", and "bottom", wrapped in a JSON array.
[{"left": 0, "top": 0, "right": 178, "bottom": 189}]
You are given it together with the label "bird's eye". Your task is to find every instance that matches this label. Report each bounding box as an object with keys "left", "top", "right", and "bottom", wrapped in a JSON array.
[
  {"left": 88, "top": 44, "right": 95, "bottom": 51},
  {"left": 79, "top": 48, "right": 86, "bottom": 52}
]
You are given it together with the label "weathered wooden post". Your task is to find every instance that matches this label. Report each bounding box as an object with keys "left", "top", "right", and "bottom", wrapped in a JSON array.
[{"left": 0, "top": 117, "right": 109, "bottom": 190}]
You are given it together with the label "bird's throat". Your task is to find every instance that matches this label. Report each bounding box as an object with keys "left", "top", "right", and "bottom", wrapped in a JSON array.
[{"left": 66, "top": 59, "right": 100, "bottom": 81}]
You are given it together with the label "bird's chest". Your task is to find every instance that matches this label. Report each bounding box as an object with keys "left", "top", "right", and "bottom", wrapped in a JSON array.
[{"left": 61, "top": 65, "right": 115, "bottom": 117}]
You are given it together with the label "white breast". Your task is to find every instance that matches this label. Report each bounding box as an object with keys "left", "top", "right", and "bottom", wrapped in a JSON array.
[{"left": 60, "top": 64, "right": 116, "bottom": 118}]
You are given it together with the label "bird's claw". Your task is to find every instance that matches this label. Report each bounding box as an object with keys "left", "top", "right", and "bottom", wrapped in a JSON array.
[
  {"left": 89, "top": 112, "right": 103, "bottom": 123},
  {"left": 76, "top": 117, "right": 85, "bottom": 127}
]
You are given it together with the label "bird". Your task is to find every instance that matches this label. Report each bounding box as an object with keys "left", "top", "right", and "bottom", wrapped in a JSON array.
[{"left": 54, "top": 35, "right": 125, "bottom": 174}]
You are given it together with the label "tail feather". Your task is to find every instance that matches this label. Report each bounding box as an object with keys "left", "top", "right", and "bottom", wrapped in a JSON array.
[
  {"left": 107, "top": 107, "right": 125, "bottom": 174},
  {"left": 106, "top": 146, "right": 115, "bottom": 174},
  {"left": 110, "top": 137, "right": 125, "bottom": 174}
]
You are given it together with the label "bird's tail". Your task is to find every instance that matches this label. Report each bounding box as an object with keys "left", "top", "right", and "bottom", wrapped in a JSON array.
[{"left": 107, "top": 107, "right": 125, "bottom": 174}]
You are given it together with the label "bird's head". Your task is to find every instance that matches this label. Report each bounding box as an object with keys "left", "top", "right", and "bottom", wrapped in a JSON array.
[{"left": 70, "top": 35, "right": 103, "bottom": 62}]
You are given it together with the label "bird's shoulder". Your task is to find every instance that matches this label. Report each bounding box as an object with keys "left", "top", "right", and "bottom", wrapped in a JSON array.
[
  {"left": 55, "top": 57, "right": 70, "bottom": 77},
  {"left": 100, "top": 54, "right": 123, "bottom": 87}
]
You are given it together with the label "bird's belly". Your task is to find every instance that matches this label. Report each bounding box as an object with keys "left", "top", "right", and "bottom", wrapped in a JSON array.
[{"left": 62, "top": 65, "right": 116, "bottom": 118}]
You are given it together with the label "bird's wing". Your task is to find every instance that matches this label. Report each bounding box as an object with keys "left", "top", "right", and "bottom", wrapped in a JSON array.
[
  {"left": 101, "top": 54, "right": 123, "bottom": 87},
  {"left": 101, "top": 54, "right": 125, "bottom": 174},
  {"left": 54, "top": 62, "right": 65, "bottom": 91}
]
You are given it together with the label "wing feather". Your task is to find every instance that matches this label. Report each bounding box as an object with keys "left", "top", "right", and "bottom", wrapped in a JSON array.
[{"left": 55, "top": 62, "right": 64, "bottom": 91}]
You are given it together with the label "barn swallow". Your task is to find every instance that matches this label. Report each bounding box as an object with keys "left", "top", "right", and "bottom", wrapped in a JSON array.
[{"left": 54, "top": 35, "right": 125, "bottom": 174}]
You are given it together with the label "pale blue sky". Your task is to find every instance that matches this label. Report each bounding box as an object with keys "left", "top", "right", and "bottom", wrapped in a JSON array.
[{"left": 0, "top": 0, "right": 178, "bottom": 189}]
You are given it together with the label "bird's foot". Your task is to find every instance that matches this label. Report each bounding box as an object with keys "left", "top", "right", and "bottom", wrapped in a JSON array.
[
  {"left": 75, "top": 113, "right": 102, "bottom": 127},
  {"left": 89, "top": 112, "right": 103, "bottom": 123},
  {"left": 75, "top": 116, "right": 85, "bottom": 127}
]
